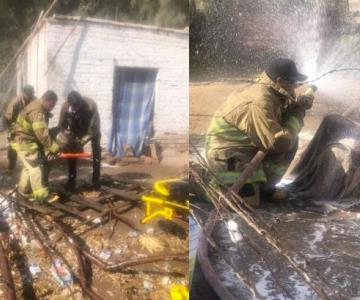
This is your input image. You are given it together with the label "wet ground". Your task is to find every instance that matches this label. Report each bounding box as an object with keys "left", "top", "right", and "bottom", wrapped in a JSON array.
[{"left": 209, "top": 198, "right": 360, "bottom": 299}]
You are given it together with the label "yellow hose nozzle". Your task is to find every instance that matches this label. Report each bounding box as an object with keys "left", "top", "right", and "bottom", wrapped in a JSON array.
[{"left": 304, "top": 84, "right": 317, "bottom": 97}]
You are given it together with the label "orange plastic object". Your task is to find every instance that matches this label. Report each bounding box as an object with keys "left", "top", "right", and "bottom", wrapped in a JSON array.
[{"left": 59, "top": 152, "right": 91, "bottom": 158}]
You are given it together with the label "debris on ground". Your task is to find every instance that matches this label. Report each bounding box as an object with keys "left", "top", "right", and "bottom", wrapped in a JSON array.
[
  {"left": 139, "top": 234, "right": 166, "bottom": 254},
  {"left": 0, "top": 178, "right": 189, "bottom": 299}
]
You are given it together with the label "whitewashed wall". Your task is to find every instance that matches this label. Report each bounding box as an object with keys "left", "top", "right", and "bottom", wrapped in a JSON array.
[
  {"left": 36, "top": 17, "right": 189, "bottom": 149},
  {"left": 17, "top": 23, "right": 48, "bottom": 96}
]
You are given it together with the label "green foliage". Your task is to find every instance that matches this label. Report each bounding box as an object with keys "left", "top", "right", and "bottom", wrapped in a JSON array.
[{"left": 0, "top": 0, "right": 188, "bottom": 71}]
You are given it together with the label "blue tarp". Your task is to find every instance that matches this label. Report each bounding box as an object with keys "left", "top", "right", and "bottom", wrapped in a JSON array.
[{"left": 108, "top": 68, "right": 156, "bottom": 157}]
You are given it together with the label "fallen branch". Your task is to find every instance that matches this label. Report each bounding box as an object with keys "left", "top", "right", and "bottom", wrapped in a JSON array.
[
  {"left": 0, "top": 241, "right": 16, "bottom": 300},
  {"left": 52, "top": 219, "right": 187, "bottom": 272},
  {"left": 190, "top": 142, "right": 345, "bottom": 299}
]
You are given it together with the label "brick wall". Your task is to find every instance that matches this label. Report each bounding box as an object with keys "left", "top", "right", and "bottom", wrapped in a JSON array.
[{"left": 19, "top": 16, "right": 189, "bottom": 154}]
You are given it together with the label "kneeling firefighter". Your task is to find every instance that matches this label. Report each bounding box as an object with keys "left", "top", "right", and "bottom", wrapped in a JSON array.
[{"left": 205, "top": 58, "right": 315, "bottom": 207}]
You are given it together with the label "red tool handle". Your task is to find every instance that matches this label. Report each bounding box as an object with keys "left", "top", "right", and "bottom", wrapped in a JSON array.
[{"left": 59, "top": 152, "right": 91, "bottom": 158}]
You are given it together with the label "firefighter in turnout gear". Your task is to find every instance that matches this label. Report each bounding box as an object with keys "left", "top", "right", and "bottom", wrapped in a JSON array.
[
  {"left": 4, "top": 85, "right": 35, "bottom": 170},
  {"left": 205, "top": 58, "right": 314, "bottom": 207},
  {"left": 58, "top": 91, "right": 101, "bottom": 190},
  {"left": 14, "top": 90, "right": 60, "bottom": 202}
]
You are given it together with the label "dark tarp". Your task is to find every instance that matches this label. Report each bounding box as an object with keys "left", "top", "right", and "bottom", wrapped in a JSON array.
[{"left": 286, "top": 114, "right": 360, "bottom": 200}]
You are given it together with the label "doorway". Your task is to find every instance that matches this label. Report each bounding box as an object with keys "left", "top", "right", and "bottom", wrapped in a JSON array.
[{"left": 108, "top": 67, "right": 157, "bottom": 157}]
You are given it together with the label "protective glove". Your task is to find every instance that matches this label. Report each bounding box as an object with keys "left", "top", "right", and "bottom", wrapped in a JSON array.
[
  {"left": 80, "top": 134, "right": 91, "bottom": 146},
  {"left": 289, "top": 103, "right": 306, "bottom": 119},
  {"left": 296, "top": 94, "right": 314, "bottom": 110},
  {"left": 47, "top": 152, "right": 59, "bottom": 161}
]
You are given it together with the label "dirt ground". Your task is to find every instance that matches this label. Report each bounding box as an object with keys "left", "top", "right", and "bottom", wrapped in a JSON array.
[{"left": 0, "top": 132, "right": 189, "bottom": 300}]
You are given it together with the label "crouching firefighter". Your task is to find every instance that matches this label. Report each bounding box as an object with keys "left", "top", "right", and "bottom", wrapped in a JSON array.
[
  {"left": 58, "top": 91, "right": 101, "bottom": 189},
  {"left": 4, "top": 85, "right": 35, "bottom": 170},
  {"left": 205, "top": 58, "right": 314, "bottom": 207},
  {"left": 13, "top": 90, "right": 60, "bottom": 202}
]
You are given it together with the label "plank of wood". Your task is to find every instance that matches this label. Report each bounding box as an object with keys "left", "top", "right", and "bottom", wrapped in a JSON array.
[
  {"left": 100, "top": 186, "right": 141, "bottom": 203},
  {"left": 150, "top": 143, "right": 159, "bottom": 161},
  {"left": 49, "top": 202, "right": 86, "bottom": 220},
  {"left": 13, "top": 196, "right": 53, "bottom": 215},
  {"left": 59, "top": 189, "right": 104, "bottom": 212}
]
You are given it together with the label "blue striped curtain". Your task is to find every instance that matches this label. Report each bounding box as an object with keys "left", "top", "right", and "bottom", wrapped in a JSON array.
[{"left": 108, "top": 68, "right": 157, "bottom": 157}]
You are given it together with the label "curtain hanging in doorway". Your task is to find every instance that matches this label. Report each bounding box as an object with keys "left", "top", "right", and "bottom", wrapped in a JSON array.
[{"left": 108, "top": 68, "right": 156, "bottom": 158}]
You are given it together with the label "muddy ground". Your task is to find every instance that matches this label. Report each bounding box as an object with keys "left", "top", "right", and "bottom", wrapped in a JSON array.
[{"left": 0, "top": 132, "right": 189, "bottom": 300}]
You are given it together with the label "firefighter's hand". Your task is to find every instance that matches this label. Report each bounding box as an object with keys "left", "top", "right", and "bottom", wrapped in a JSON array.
[
  {"left": 80, "top": 135, "right": 91, "bottom": 146},
  {"left": 297, "top": 95, "right": 314, "bottom": 110},
  {"left": 290, "top": 103, "right": 306, "bottom": 119},
  {"left": 47, "top": 152, "right": 59, "bottom": 161}
]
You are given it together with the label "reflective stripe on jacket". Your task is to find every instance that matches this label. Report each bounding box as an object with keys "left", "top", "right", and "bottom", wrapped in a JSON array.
[
  {"left": 206, "top": 72, "right": 304, "bottom": 184},
  {"left": 14, "top": 99, "right": 59, "bottom": 153}
]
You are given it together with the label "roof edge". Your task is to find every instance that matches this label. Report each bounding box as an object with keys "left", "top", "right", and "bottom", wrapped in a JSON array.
[{"left": 47, "top": 15, "right": 189, "bottom": 36}]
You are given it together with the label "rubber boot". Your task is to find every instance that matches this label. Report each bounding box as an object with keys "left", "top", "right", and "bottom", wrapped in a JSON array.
[
  {"left": 239, "top": 183, "right": 260, "bottom": 208},
  {"left": 66, "top": 179, "right": 76, "bottom": 191}
]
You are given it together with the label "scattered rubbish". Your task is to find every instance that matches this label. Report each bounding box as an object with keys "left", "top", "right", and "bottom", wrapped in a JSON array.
[
  {"left": 164, "top": 263, "right": 171, "bottom": 272},
  {"left": 139, "top": 234, "right": 165, "bottom": 254},
  {"left": 128, "top": 231, "right": 138, "bottom": 239},
  {"left": 106, "top": 290, "right": 115, "bottom": 297},
  {"left": 29, "top": 262, "right": 41, "bottom": 278},
  {"left": 48, "top": 194, "right": 60, "bottom": 203},
  {"left": 92, "top": 217, "right": 102, "bottom": 225},
  {"left": 161, "top": 276, "right": 171, "bottom": 286},
  {"left": 146, "top": 227, "right": 155, "bottom": 235},
  {"left": 114, "top": 248, "right": 124, "bottom": 255},
  {"left": 10, "top": 224, "right": 19, "bottom": 235},
  {"left": 20, "top": 234, "right": 30, "bottom": 246},
  {"left": 82, "top": 191, "right": 101, "bottom": 198},
  {"left": 99, "top": 249, "right": 112, "bottom": 261},
  {"left": 143, "top": 280, "right": 154, "bottom": 291},
  {"left": 50, "top": 259, "right": 73, "bottom": 287},
  {"left": 136, "top": 253, "right": 147, "bottom": 258},
  {"left": 227, "top": 219, "right": 243, "bottom": 243},
  {"left": 0, "top": 178, "right": 188, "bottom": 298},
  {"left": 30, "top": 240, "right": 41, "bottom": 251}
]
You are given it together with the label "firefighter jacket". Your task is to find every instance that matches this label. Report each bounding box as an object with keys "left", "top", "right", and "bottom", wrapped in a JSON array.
[
  {"left": 206, "top": 72, "right": 305, "bottom": 184},
  {"left": 58, "top": 96, "right": 101, "bottom": 144},
  {"left": 4, "top": 94, "right": 30, "bottom": 136},
  {"left": 14, "top": 99, "right": 59, "bottom": 154}
]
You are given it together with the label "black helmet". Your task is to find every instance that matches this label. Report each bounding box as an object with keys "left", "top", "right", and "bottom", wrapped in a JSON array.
[
  {"left": 23, "top": 85, "right": 35, "bottom": 99},
  {"left": 67, "top": 91, "right": 82, "bottom": 106},
  {"left": 266, "top": 58, "right": 307, "bottom": 83}
]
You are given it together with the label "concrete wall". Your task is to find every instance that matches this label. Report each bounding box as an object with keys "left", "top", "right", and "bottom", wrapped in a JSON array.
[
  {"left": 43, "top": 17, "right": 188, "bottom": 150},
  {"left": 349, "top": 0, "right": 360, "bottom": 12},
  {"left": 17, "top": 22, "right": 48, "bottom": 96}
]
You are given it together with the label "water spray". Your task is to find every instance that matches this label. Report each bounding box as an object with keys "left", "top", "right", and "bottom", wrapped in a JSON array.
[{"left": 304, "top": 68, "right": 360, "bottom": 84}]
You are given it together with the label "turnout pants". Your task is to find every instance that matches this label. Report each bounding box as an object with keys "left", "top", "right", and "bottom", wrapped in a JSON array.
[
  {"left": 17, "top": 148, "right": 49, "bottom": 202},
  {"left": 7, "top": 145, "right": 17, "bottom": 170},
  {"left": 207, "top": 139, "right": 299, "bottom": 205},
  {"left": 7, "top": 132, "right": 17, "bottom": 170},
  {"left": 68, "top": 136, "right": 101, "bottom": 185}
]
